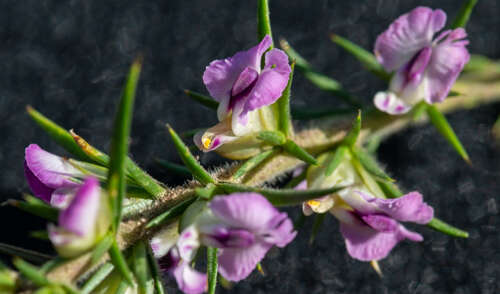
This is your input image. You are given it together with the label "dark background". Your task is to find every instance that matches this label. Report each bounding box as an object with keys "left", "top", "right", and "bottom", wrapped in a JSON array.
[{"left": 1, "top": 0, "right": 499, "bottom": 293}]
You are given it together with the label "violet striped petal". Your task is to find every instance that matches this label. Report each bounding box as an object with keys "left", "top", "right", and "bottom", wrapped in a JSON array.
[
  {"left": 24, "top": 144, "right": 81, "bottom": 202},
  {"left": 374, "top": 7, "right": 446, "bottom": 72},
  {"left": 367, "top": 191, "right": 434, "bottom": 224},
  {"left": 426, "top": 28, "right": 470, "bottom": 103}
]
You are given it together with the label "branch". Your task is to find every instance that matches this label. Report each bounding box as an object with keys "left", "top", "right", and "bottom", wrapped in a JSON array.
[{"left": 45, "top": 73, "right": 500, "bottom": 285}]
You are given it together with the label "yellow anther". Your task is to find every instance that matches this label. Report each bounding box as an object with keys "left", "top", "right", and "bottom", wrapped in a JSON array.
[
  {"left": 202, "top": 137, "right": 212, "bottom": 149},
  {"left": 307, "top": 200, "right": 321, "bottom": 208}
]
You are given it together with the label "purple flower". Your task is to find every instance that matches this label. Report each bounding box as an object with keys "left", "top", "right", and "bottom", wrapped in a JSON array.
[
  {"left": 330, "top": 190, "right": 433, "bottom": 261},
  {"left": 150, "top": 192, "right": 296, "bottom": 291},
  {"left": 195, "top": 36, "right": 291, "bottom": 155},
  {"left": 24, "top": 144, "right": 82, "bottom": 208},
  {"left": 151, "top": 225, "right": 207, "bottom": 294},
  {"left": 201, "top": 193, "right": 296, "bottom": 281},
  {"left": 48, "top": 177, "right": 110, "bottom": 258},
  {"left": 373, "top": 7, "right": 470, "bottom": 114}
]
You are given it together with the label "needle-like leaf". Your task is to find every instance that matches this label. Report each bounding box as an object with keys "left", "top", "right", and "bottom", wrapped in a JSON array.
[
  {"left": 13, "top": 257, "right": 49, "bottom": 287},
  {"left": 107, "top": 57, "right": 142, "bottom": 230},
  {"left": 282, "top": 139, "right": 318, "bottom": 165},
  {"left": 426, "top": 104, "right": 470, "bottom": 163},
  {"left": 167, "top": 125, "right": 215, "bottom": 185},
  {"left": 207, "top": 247, "right": 218, "bottom": 294},
  {"left": 233, "top": 149, "right": 277, "bottom": 180},
  {"left": 81, "top": 263, "right": 114, "bottom": 294},
  {"left": 330, "top": 34, "right": 390, "bottom": 81},
  {"left": 108, "top": 240, "right": 134, "bottom": 286},
  {"left": 145, "top": 197, "right": 197, "bottom": 229},
  {"left": 184, "top": 90, "right": 219, "bottom": 110},
  {"left": 451, "top": 0, "right": 478, "bottom": 29}
]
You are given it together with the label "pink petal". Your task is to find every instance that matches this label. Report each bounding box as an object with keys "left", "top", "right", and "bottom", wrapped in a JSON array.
[
  {"left": 172, "top": 261, "right": 208, "bottom": 294},
  {"left": 217, "top": 242, "right": 271, "bottom": 282},
  {"left": 203, "top": 36, "right": 272, "bottom": 120},
  {"left": 240, "top": 48, "right": 291, "bottom": 116},
  {"left": 368, "top": 191, "right": 434, "bottom": 224},
  {"left": 193, "top": 119, "right": 238, "bottom": 152},
  {"left": 59, "top": 177, "right": 101, "bottom": 236},
  {"left": 426, "top": 28, "right": 470, "bottom": 103},
  {"left": 24, "top": 144, "right": 81, "bottom": 200},
  {"left": 340, "top": 221, "right": 422, "bottom": 261},
  {"left": 373, "top": 91, "right": 412, "bottom": 115},
  {"left": 209, "top": 193, "right": 279, "bottom": 232},
  {"left": 374, "top": 7, "right": 446, "bottom": 72}
]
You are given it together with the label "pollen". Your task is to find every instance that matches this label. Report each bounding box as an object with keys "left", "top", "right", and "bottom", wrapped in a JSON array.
[
  {"left": 307, "top": 200, "right": 321, "bottom": 208},
  {"left": 202, "top": 137, "right": 212, "bottom": 149}
]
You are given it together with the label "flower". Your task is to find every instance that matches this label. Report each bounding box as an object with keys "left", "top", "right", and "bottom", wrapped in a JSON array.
[
  {"left": 48, "top": 177, "right": 110, "bottom": 258},
  {"left": 373, "top": 7, "right": 470, "bottom": 115},
  {"left": 150, "top": 193, "right": 296, "bottom": 293},
  {"left": 201, "top": 193, "right": 296, "bottom": 281},
  {"left": 301, "top": 151, "right": 434, "bottom": 261},
  {"left": 194, "top": 35, "right": 291, "bottom": 159},
  {"left": 151, "top": 224, "right": 208, "bottom": 294},
  {"left": 24, "top": 144, "right": 82, "bottom": 208},
  {"left": 330, "top": 190, "right": 433, "bottom": 261}
]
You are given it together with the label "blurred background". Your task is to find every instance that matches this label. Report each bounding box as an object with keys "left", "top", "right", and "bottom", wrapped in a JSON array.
[{"left": 0, "top": 0, "right": 499, "bottom": 293}]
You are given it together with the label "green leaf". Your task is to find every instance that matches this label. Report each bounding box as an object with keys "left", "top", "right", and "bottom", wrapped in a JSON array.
[
  {"left": 233, "top": 149, "right": 277, "bottom": 180},
  {"left": 81, "top": 263, "right": 114, "bottom": 294},
  {"left": 427, "top": 218, "right": 469, "bottom": 238},
  {"left": 279, "top": 39, "right": 311, "bottom": 70},
  {"left": 107, "top": 57, "right": 142, "bottom": 230},
  {"left": 146, "top": 247, "right": 165, "bottom": 294},
  {"left": 7, "top": 196, "right": 59, "bottom": 222},
  {"left": 376, "top": 180, "right": 403, "bottom": 199},
  {"left": 108, "top": 241, "right": 134, "bottom": 286},
  {"left": 282, "top": 139, "right": 318, "bottom": 165},
  {"left": 257, "top": 0, "right": 273, "bottom": 48},
  {"left": 218, "top": 182, "right": 345, "bottom": 206},
  {"left": 342, "top": 110, "right": 362, "bottom": 147},
  {"left": 207, "top": 247, "right": 218, "bottom": 294},
  {"left": 145, "top": 197, "right": 197, "bottom": 229},
  {"left": 39, "top": 258, "right": 66, "bottom": 275},
  {"left": 352, "top": 147, "right": 393, "bottom": 182},
  {"left": 290, "top": 108, "right": 353, "bottom": 120},
  {"left": 26, "top": 106, "right": 93, "bottom": 162},
  {"left": 277, "top": 62, "right": 295, "bottom": 137},
  {"left": 451, "top": 0, "right": 478, "bottom": 29},
  {"left": 324, "top": 146, "right": 349, "bottom": 177},
  {"left": 0, "top": 243, "right": 52, "bottom": 264},
  {"left": 115, "top": 278, "right": 130, "bottom": 294},
  {"left": 493, "top": 115, "right": 500, "bottom": 143},
  {"left": 71, "top": 131, "right": 166, "bottom": 199},
  {"left": 309, "top": 213, "right": 326, "bottom": 245},
  {"left": 330, "top": 34, "right": 390, "bottom": 81},
  {"left": 155, "top": 158, "right": 191, "bottom": 177},
  {"left": 13, "top": 257, "right": 49, "bottom": 287},
  {"left": 184, "top": 90, "right": 219, "bottom": 110},
  {"left": 29, "top": 230, "right": 49, "bottom": 241},
  {"left": 132, "top": 242, "right": 150, "bottom": 294},
  {"left": 90, "top": 233, "right": 114, "bottom": 266},
  {"left": 257, "top": 131, "right": 286, "bottom": 146},
  {"left": 426, "top": 104, "right": 470, "bottom": 163},
  {"left": 167, "top": 125, "right": 215, "bottom": 185}
]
